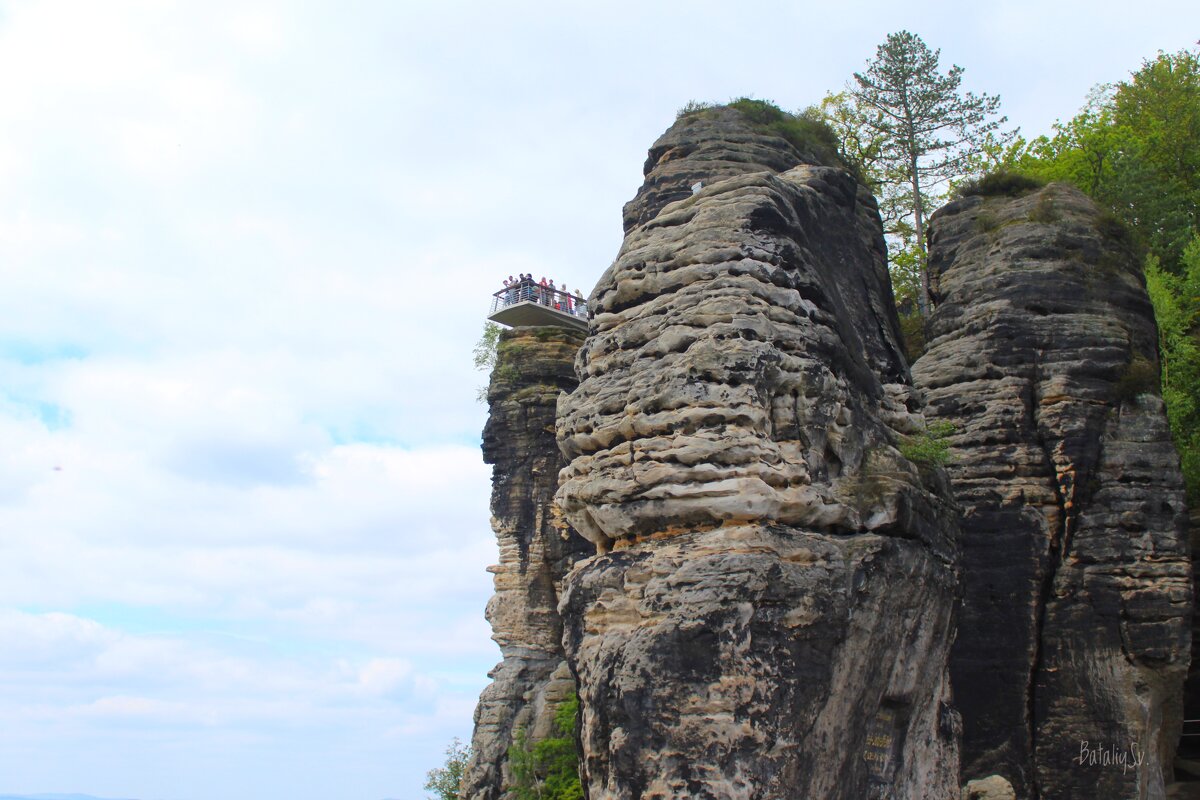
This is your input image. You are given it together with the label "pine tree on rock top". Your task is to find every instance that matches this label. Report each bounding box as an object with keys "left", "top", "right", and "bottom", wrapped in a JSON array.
[{"left": 851, "top": 30, "right": 1013, "bottom": 315}]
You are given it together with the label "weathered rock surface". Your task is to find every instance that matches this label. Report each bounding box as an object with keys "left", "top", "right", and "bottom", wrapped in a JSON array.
[
  {"left": 463, "top": 326, "right": 590, "bottom": 800},
  {"left": 621, "top": 107, "right": 828, "bottom": 234},
  {"left": 556, "top": 106, "right": 962, "bottom": 799},
  {"left": 912, "top": 183, "right": 1192, "bottom": 799},
  {"left": 962, "top": 775, "right": 1018, "bottom": 800},
  {"left": 1184, "top": 507, "right": 1200, "bottom": 761}
]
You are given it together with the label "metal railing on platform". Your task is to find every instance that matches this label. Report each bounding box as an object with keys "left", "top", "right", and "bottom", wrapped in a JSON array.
[{"left": 490, "top": 282, "right": 588, "bottom": 319}]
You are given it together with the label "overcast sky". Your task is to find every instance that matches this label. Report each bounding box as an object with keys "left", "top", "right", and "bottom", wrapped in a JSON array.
[{"left": 0, "top": 1, "right": 1195, "bottom": 798}]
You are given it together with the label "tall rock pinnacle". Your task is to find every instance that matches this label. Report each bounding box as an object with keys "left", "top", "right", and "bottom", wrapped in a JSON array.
[
  {"left": 462, "top": 325, "right": 589, "bottom": 800},
  {"left": 912, "top": 183, "right": 1192, "bottom": 799},
  {"left": 554, "top": 104, "right": 962, "bottom": 799}
]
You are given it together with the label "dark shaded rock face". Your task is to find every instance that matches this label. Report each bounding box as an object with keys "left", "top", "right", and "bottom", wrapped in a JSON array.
[
  {"left": 462, "top": 326, "right": 590, "bottom": 800},
  {"left": 912, "top": 184, "right": 1192, "bottom": 799},
  {"left": 555, "top": 108, "right": 961, "bottom": 799},
  {"left": 1186, "top": 508, "right": 1200, "bottom": 760}
]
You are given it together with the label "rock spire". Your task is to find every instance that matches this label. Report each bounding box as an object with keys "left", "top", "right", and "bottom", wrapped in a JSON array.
[
  {"left": 912, "top": 183, "right": 1192, "bottom": 799},
  {"left": 554, "top": 104, "right": 962, "bottom": 799}
]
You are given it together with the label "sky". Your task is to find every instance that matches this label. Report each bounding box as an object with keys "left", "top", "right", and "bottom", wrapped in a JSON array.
[{"left": 0, "top": 1, "right": 1195, "bottom": 798}]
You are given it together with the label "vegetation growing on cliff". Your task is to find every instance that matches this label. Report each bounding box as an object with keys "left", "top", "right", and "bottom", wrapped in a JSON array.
[
  {"left": 677, "top": 97, "right": 857, "bottom": 180},
  {"left": 1147, "top": 241, "right": 1200, "bottom": 502},
  {"left": 474, "top": 322, "right": 503, "bottom": 402},
  {"left": 956, "top": 170, "right": 1045, "bottom": 198},
  {"left": 425, "top": 738, "right": 471, "bottom": 800},
  {"left": 507, "top": 693, "right": 583, "bottom": 800},
  {"left": 899, "top": 421, "right": 956, "bottom": 467}
]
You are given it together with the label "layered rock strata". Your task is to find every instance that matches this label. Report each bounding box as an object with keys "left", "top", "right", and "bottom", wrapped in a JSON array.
[
  {"left": 912, "top": 183, "right": 1192, "bottom": 799},
  {"left": 463, "top": 326, "right": 590, "bottom": 800},
  {"left": 555, "top": 107, "right": 962, "bottom": 799}
]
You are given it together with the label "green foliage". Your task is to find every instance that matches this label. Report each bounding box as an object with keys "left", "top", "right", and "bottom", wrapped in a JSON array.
[
  {"left": 474, "top": 322, "right": 503, "bottom": 403},
  {"left": 956, "top": 170, "right": 1045, "bottom": 198},
  {"left": 1095, "top": 210, "right": 1132, "bottom": 244},
  {"left": 1027, "top": 194, "right": 1060, "bottom": 224},
  {"left": 507, "top": 694, "right": 583, "bottom": 800},
  {"left": 474, "top": 322, "right": 502, "bottom": 371},
  {"left": 975, "top": 210, "right": 999, "bottom": 232},
  {"left": 847, "top": 30, "right": 1015, "bottom": 315},
  {"left": 816, "top": 90, "right": 888, "bottom": 180},
  {"left": 899, "top": 421, "right": 956, "bottom": 467},
  {"left": 1113, "top": 356, "right": 1161, "bottom": 403},
  {"left": 726, "top": 97, "right": 847, "bottom": 172},
  {"left": 676, "top": 99, "right": 715, "bottom": 118},
  {"left": 889, "top": 241, "right": 924, "bottom": 311},
  {"left": 1146, "top": 239, "right": 1200, "bottom": 503},
  {"left": 897, "top": 309, "right": 926, "bottom": 363},
  {"left": 425, "top": 737, "right": 471, "bottom": 800},
  {"left": 1013, "top": 49, "right": 1200, "bottom": 270}
]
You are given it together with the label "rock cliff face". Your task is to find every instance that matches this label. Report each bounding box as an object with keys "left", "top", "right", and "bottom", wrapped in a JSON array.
[
  {"left": 555, "top": 107, "right": 962, "bottom": 799},
  {"left": 912, "top": 184, "right": 1192, "bottom": 799},
  {"left": 463, "top": 326, "right": 590, "bottom": 800}
]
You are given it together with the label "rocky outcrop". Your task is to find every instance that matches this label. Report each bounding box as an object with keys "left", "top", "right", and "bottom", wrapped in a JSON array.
[
  {"left": 555, "top": 106, "right": 962, "bottom": 799},
  {"left": 463, "top": 326, "right": 589, "bottom": 800},
  {"left": 962, "top": 775, "right": 1017, "bottom": 800},
  {"left": 912, "top": 183, "right": 1192, "bottom": 799},
  {"left": 621, "top": 107, "right": 830, "bottom": 234}
]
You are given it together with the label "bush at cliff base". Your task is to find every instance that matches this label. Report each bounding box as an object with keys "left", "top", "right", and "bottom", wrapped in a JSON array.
[{"left": 507, "top": 693, "right": 583, "bottom": 800}]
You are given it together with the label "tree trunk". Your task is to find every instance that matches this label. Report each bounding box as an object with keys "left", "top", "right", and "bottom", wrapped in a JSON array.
[{"left": 911, "top": 165, "right": 929, "bottom": 316}]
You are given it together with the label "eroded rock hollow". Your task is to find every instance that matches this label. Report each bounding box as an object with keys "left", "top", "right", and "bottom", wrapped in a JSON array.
[
  {"left": 911, "top": 184, "right": 1192, "bottom": 799},
  {"left": 554, "top": 107, "right": 962, "bottom": 799},
  {"left": 462, "top": 326, "right": 590, "bottom": 800}
]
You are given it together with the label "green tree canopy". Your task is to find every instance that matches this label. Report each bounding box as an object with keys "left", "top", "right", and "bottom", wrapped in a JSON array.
[
  {"left": 1146, "top": 236, "right": 1200, "bottom": 503},
  {"left": 507, "top": 694, "right": 583, "bottom": 800},
  {"left": 848, "top": 30, "right": 1013, "bottom": 314},
  {"left": 425, "top": 737, "right": 471, "bottom": 800},
  {"left": 1009, "top": 48, "right": 1200, "bottom": 270}
]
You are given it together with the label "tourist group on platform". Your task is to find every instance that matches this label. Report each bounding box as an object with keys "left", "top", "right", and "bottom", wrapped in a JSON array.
[{"left": 502, "top": 274, "right": 587, "bottom": 317}]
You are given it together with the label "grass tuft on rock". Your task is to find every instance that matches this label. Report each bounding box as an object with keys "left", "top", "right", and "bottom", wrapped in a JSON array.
[
  {"left": 728, "top": 98, "right": 846, "bottom": 171},
  {"left": 899, "top": 421, "right": 956, "bottom": 467},
  {"left": 957, "top": 170, "right": 1046, "bottom": 199},
  {"left": 680, "top": 97, "right": 856, "bottom": 178}
]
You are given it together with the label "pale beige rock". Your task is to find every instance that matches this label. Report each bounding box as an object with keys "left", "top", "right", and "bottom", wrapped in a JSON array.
[{"left": 962, "top": 774, "right": 1017, "bottom": 800}]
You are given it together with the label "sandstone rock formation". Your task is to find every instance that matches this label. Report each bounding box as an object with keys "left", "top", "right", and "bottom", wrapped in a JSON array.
[
  {"left": 912, "top": 183, "right": 1192, "bottom": 799},
  {"left": 555, "top": 106, "right": 962, "bottom": 799},
  {"left": 962, "top": 775, "right": 1017, "bottom": 800},
  {"left": 462, "top": 326, "right": 590, "bottom": 800}
]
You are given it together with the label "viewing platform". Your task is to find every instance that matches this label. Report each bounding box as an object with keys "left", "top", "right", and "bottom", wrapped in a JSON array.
[{"left": 488, "top": 281, "right": 589, "bottom": 332}]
